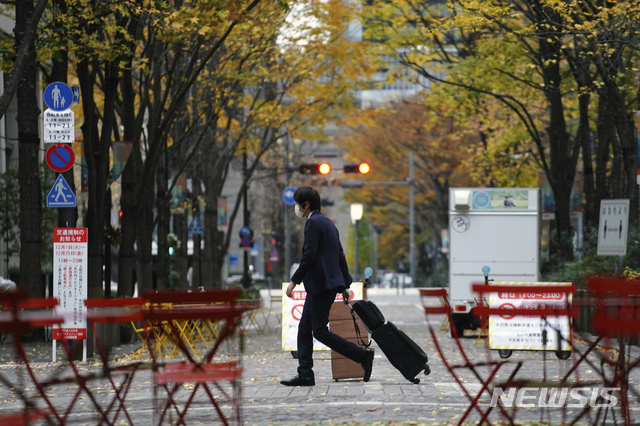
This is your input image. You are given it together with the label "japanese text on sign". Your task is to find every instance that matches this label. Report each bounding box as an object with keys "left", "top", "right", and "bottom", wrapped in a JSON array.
[
  {"left": 44, "top": 109, "right": 75, "bottom": 143},
  {"left": 489, "top": 282, "right": 572, "bottom": 351},
  {"left": 281, "top": 282, "right": 363, "bottom": 352},
  {"left": 498, "top": 292, "right": 563, "bottom": 300},
  {"left": 53, "top": 228, "right": 87, "bottom": 340}
]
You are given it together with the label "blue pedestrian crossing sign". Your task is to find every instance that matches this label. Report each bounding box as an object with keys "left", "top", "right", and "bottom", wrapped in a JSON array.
[
  {"left": 188, "top": 216, "right": 204, "bottom": 235},
  {"left": 47, "top": 174, "right": 76, "bottom": 208}
]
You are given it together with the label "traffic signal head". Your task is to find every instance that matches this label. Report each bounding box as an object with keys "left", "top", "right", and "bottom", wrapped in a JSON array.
[
  {"left": 318, "top": 163, "right": 331, "bottom": 175},
  {"left": 298, "top": 163, "right": 331, "bottom": 175},
  {"left": 344, "top": 163, "right": 370, "bottom": 174}
]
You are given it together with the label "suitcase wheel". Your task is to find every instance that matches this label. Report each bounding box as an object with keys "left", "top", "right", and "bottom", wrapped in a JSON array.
[
  {"left": 411, "top": 378, "right": 420, "bottom": 384},
  {"left": 424, "top": 364, "right": 431, "bottom": 376}
]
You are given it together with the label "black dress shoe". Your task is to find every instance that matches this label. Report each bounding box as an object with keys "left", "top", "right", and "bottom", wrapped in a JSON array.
[
  {"left": 361, "top": 348, "right": 374, "bottom": 382},
  {"left": 280, "top": 374, "right": 315, "bottom": 386}
]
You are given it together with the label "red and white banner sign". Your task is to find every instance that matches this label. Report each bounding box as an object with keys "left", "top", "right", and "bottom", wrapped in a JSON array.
[
  {"left": 53, "top": 228, "right": 88, "bottom": 340},
  {"left": 281, "top": 282, "right": 364, "bottom": 351},
  {"left": 489, "top": 282, "right": 572, "bottom": 351}
]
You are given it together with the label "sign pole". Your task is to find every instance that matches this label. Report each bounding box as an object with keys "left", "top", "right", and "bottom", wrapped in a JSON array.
[{"left": 44, "top": 81, "right": 80, "bottom": 360}]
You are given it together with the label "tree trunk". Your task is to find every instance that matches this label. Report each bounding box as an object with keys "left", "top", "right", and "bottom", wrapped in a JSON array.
[
  {"left": 174, "top": 209, "right": 188, "bottom": 288},
  {"left": 16, "top": 0, "right": 43, "bottom": 297},
  {"left": 117, "top": 150, "right": 141, "bottom": 297},
  {"left": 203, "top": 195, "right": 220, "bottom": 287},
  {"left": 579, "top": 92, "right": 596, "bottom": 227},
  {"left": 78, "top": 59, "right": 103, "bottom": 299},
  {"left": 78, "top": 59, "right": 119, "bottom": 299},
  {"left": 136, "top": 174, "right": 155, "bottom": 292},
  {"left": 191, "top": 175, "right": 203, "bottom": 288},
  {"left": 611, "top": 90, "right": 638, "bottom": 224},
  {"left": 537, "top": 16, "right": 578, "bottom": 261},
  {"left": 116, "top": 62, "right": 141, "bottom": 297},
  {"left": 156, "top": 150, "right": 168, "bottom": 290}
]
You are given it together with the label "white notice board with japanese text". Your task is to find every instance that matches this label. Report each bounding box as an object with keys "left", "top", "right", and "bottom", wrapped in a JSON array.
[
  {"left": 53, "top": 228, "right": 88, "bottom": 340},
  {"left": 489, "top": 282, "right": 572, "bottom": 351}
]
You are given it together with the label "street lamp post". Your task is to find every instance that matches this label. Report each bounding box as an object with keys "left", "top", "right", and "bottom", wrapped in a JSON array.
[
  {"left": 409, "top": 152, "right": 415, "bottom": 290},
  {"left": 350, "top": 203, "right": 363, "bottom": 281}
]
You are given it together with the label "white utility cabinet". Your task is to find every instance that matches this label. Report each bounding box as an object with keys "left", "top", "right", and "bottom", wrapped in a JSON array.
[{"left": 448, "top": 188, "right": 540, "bottom": 335}]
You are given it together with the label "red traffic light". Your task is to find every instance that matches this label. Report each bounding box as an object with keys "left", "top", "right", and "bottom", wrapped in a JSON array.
[
  {"left": 318, "top": 163, "right": 331, "bottom": 175},
  {"left": 298, "top": 163, "right": 332, "bottom": 175},
  {"left": 344, "top": 163, "right": 370, "bottom": 174}
]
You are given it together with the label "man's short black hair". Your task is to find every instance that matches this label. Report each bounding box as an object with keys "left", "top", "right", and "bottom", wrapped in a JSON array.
[{"left": 293, "top": 186, "right": 321, "bottom": 212}]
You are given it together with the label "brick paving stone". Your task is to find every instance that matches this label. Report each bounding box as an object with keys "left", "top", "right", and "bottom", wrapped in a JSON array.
[
  {"left": 344, "top": 384, "right": 364, "bottom": 396},
  {"left": 326, "top": 383, "right": 348, "bottom": 396}
]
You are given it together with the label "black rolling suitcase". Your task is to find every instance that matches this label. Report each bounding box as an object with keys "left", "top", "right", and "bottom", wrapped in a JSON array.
[{"left": 351, "top": 300, "right": 431, "bottom": 384}]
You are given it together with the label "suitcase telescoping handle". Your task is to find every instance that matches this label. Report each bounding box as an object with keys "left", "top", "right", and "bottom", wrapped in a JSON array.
[
  {"left": 347, "top": 300, "right": 371, "bottom": 348},
  {"left": 345, "top": 274, "right": 372, "bottom": 348}
]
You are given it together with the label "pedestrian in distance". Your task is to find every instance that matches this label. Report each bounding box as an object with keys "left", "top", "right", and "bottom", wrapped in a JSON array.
[{"left": 281, "top": 186, "right": 374, "bottom": 387}]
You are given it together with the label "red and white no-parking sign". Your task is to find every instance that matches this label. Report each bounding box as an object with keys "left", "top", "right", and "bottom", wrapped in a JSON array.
[
  {"left": 291, "top": 304, "right": 304, "bottom": 321},
  {"left": 46, "top": 143, "right": 75, "bottom": 173}
]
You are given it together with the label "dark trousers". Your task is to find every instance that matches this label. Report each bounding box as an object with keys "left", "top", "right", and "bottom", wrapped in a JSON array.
[{"left": 297, "top": 288, "right": 365, "bottom": 377}]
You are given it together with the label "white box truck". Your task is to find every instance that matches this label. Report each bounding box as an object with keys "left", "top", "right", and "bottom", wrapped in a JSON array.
[{"left": 448, "top": 188, "right": 540, "bottom": 336}]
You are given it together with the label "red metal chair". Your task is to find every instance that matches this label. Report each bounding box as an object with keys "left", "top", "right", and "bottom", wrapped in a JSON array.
[
  {"left": 0, "top": 290, "right": 65, "bottom": 424},
  {"left": 142, "top": 288, "right": 253, "bottom": 425},
  {"left": 584, "top": 275, "right": 640, "bottom": 425},
  {"left": 1, "top": 291, "right": 141, "bottom": 425},
  {"left": 83, "top": 297, "right": 148, "bottom": 425},
  {"left": 471, "top": 282, "right": 586, "bottom": 424},
  {"left": 421, "top": 287, "right": 524, "bottom": 425},
  {"left": 418, "top": 288, "right": 451, "bottom": 333}
]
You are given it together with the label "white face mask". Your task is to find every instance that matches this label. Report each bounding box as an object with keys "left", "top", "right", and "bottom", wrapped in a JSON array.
[{"left": 294, "top": 203, "right": 305, "bottom": 219}]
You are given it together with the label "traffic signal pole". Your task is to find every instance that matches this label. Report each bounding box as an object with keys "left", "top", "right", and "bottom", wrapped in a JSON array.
[
  {"left": 340, "top": 153, "right": 416, "bottom": 290},
  {"left": 409, "top": 152, "right": 415, "bottom": 291},
  {"left": 284, "top": 139, "right": 292, "bottom": 286}
]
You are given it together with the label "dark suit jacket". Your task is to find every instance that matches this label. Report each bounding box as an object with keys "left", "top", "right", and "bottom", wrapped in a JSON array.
[{"left": 291, "top": 212, "right": 352, "bottom": 295}]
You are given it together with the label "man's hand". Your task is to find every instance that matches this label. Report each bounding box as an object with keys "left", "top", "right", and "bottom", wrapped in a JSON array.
[
  {"left": 286, "top": 281, "right": 296, "bottom": 298},
  {"left": 342, "top": 289, "right": 351, "bottom": 304}
]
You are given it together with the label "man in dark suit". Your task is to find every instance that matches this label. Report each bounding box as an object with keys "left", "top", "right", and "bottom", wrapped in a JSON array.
[{"left": 281, "top": 186, "right": 374, "bottom": 386}]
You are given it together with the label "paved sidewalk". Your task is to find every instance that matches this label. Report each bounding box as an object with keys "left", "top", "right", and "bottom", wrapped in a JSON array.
[{"left": 1, "top": 289, "right": 639, "bottom": 425}]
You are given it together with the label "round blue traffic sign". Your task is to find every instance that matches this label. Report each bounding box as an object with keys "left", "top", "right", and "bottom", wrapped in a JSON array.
[
  {"left": 44, "top": 82, "right": 73, "bottom": 111},
  {"left": 239, "top": 226, "right": 253, "bottom": 238},
  {"left": 282, "top": 186, "right": 296, "bottom": 205},
  {"left": 46, "top": 144, "right": 75, "bottom": 173}
]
